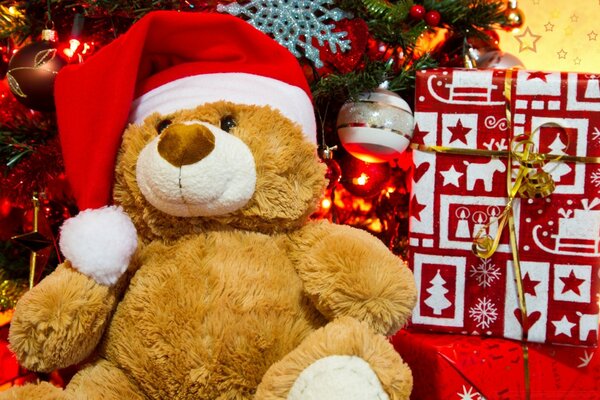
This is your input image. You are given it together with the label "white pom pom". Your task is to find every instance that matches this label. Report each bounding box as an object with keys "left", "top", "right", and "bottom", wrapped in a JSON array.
[{"left": 59, "top": 206, "right": 138, "bottom": 286}]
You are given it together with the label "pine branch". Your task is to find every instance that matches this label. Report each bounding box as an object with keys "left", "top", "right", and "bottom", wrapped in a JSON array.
[
  {"left": 312, "top": 59, "right": 388, "bottom": 106},
  {"left": 0, "top": 3, "right": 29, "bottom": 41}
]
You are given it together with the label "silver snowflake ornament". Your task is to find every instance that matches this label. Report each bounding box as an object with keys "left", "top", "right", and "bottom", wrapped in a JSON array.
[{"left": 217, "top": 0, "right": 351, "bottom": 67}]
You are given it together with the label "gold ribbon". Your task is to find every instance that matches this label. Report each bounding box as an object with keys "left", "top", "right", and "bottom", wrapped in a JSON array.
[{"left": 411, "top": 68, "right": 600, "bottom": 399}]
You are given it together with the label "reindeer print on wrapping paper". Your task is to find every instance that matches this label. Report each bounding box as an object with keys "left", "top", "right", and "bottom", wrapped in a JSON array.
[{"left": 463, "top": 158, "right": 506, "bottom": 192}]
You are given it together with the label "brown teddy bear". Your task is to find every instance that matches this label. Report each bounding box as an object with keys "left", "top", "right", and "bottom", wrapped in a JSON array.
[{"left": 2, "top": 11, "right": 416, "bottom": 400}]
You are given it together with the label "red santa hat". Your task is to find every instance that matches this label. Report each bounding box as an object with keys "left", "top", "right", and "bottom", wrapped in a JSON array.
[
  {"left": 55, "top": 10, "right": 315, "bottom": 212},
  {"left": 55, "top": 11, "right": 315, "bottom": 285}
]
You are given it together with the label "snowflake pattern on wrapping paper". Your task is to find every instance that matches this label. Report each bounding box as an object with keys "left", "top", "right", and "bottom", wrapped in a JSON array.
[
  {"left": 457, "top": 385, "right": 485, "bottom": 400},
  {"left": 217, "top": 0, "right": 350, "bottom": 67},
  {"left": 469, "top": 258, "right": 500, "bottom": 288},
  {"left": 592, "top": 169, "right": 600, "bottom": 188},
  {"left": 469, "top": 297, "right": 498, "bottom": 329},
  {"left": 592, "top": 127, "right": 600, "bottom": 143}
]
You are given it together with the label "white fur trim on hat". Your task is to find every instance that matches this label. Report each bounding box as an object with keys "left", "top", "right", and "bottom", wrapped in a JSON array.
[
  {"left": 129, "top": 72, "right": 316, "bottom": 143},
  {"left": 59, "top": 206, "right": 138, "bottom": 286}
]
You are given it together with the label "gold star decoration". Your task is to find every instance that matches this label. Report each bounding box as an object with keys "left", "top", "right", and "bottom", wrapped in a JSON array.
[
  {"left": 557, "top": 49, "right": 568, "bottom": 59},
  {"left": 11, "top": 195, "right": 54, "bottom": 288},
  {"left": 544, "top": 22, "right": 555, "bottom": 32},
  {"left": 514, "top": 27, "right": 542, "bottom": 52},
  {"left": 589, "top": 31, "right": 598, "bottom": 41}
]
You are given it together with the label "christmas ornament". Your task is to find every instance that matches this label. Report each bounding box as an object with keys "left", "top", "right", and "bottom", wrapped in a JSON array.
[
  {"left": 337, "top": 87, "right": 414, "bottom": 163},
  {"left": 476, "top": 49, "right": 524, "bottom": 69},
  {"left": 319, "top": 145, "right": 342, "bottom": 189},
  {"left": 0, "top": 56, "right": 7, "bottom": 80},
  {"left": 316, "top": 18, "right": 369, "bottom": 74},
  {"left": 501, "top": 0, "right": 525, "bottom": 32},
  {"left": 217, "top": 0, "right": 350, "bottom": 68},
  {"left": 409, "top": 4, "right": 426, "bottom": 20},
  {"left": 424, "top": 10, "right": 441, "bottom": 27},
  {"left": 11, "top": 195, "right": 54, "bottom": 288},
  {"left": 7, "top": 29, "right": 68, "bottom": 111},
  {"left": 339, "top": 153, "right": 391, "bottom": 198}
]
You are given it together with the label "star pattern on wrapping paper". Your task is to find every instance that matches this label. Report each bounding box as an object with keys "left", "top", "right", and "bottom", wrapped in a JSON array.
[
  {"left": 410, "top": 195, "right": 427, "bottom": 222},
  {"left": 552, "top": 315, "right": 576, "bottom": 337},
  {"left": 589, "top": 31, "right": 598, "bottom": 41},
  {"left": 514, "top": 27, "right": 542, "bottom": 53},
  {"left": 447, "top": 119, "right": 471, "bottom": 145},
  {"left": 544, "top": 22, "right": 554, "bottom": 32},
  {"left": 574, "top": 57, "right": 582, "bottom": 66},
  {"left": 560, "top": 270, "right": 586, "bottom": 295},
  {"left": 522, "top": 272, "right": 541, "bottom": 296},
  {"left": 526, "top": 71, "right": 551, "bottom": 82},
  {"left": 557, "top": 49, "right": 567, "bottom": 59},
  {"left": 412, "top": 123, "right": 429, "bottom": 141},
  {"left": 570, "top": 13, "right": 578, "bottom": 23},
  {"left": 440, "top": 165, "right": 463, "bottom": 187}
]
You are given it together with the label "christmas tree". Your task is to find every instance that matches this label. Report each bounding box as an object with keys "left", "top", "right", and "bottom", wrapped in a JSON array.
[{"left": 0, "top": 1, "right": 515, "bottom": 318}]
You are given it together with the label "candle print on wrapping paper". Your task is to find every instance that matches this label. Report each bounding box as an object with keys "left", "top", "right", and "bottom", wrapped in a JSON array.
[{"left": 408, "top": 68, "right": 600, "bottom": 346}]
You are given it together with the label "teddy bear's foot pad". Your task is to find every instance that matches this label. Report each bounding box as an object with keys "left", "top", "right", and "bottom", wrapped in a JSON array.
[
  {"left": 256, "top": 317, "right": 412, "bottom": 400},
  {"left": 287, "top": 354, "right": 389, "bottom": 400}
]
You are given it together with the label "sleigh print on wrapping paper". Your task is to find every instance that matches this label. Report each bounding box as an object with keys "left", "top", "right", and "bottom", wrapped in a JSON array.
[
  {"left": 427, "top": 70, "right": 505, "bottom": 106},
  {"left": 533, "top": 198, "right": 600, "bottom": 257}
]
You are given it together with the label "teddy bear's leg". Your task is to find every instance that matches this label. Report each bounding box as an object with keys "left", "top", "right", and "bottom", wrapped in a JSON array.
[
  {"left": 64, "top": 359, "right": 145, "bottom": 400},
  {"left": 0, "top": 382, "right": 64, "bottom": 400},
  {"left": 255, "top": 317, "right": 412, "bottom": 400}
]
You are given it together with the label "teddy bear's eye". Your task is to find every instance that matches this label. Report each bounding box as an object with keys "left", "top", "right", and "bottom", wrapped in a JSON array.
[
  {"left": 156, "top": 119, "right": 173, "bottom": 134},
  {"left": 220, "top": 115, "right": 236, "bottom": 133}
]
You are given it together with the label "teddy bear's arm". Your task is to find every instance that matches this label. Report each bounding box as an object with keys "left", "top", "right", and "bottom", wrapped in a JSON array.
[
  {"left": 289, "top": 220, "right": 417, "bottom": 336},
  {"left": 8, "top": 260, "right": 131, "bottom": 373}
]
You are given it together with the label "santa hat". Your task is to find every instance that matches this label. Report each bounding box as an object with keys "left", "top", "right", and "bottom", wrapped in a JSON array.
[{"left": 55, "top": 11, "right": 316, "bottom": 285}]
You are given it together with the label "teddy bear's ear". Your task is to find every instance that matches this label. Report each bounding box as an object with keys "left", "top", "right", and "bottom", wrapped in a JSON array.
[
  {"left": 59, "top": 206, "right": 137, "bottom": 286},
  {"left": 54, "top": 11, "right": 316, "bottom": 214}
]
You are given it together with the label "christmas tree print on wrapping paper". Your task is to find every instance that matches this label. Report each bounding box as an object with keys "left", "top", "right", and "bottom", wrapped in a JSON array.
[{"left": 409, "top": 68, "right": 600, "bottom": 346}]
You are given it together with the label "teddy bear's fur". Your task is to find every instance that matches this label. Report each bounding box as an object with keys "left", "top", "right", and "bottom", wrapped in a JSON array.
[{"left": 2, "top": 101, "right": 416, "bottom": 399}]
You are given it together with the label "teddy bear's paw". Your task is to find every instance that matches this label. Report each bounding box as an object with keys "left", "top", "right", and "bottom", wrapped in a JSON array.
[
  {"left": 287, "top": 355, "right": 388, "bottom": 400},
  {"left": 0, "top": 381, "right": 65, "bottom": 400},
  {"left": 59, "top": 205, "right": 137, "bottom": 285},
  {"left": 256, "top": 317, "right": 412, "bottom": 400}
]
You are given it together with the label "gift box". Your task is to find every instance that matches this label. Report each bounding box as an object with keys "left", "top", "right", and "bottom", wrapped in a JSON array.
[
  {"left": 391, "top": 329, "right": 600, "bottom": 400},
  {"left": 409, "top": 68, "right": 600, "bottom": 346}
]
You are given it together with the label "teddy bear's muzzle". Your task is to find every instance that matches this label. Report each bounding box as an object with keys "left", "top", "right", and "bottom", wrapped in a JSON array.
[{"left": 157, "top": 123, "right": 216, "bottom": 167}]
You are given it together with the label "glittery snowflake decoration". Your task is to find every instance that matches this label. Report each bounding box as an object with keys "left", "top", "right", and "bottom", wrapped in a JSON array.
[
  {"left": 217, "top": 0, "right": 351, "bottom": 67},
  {"left": 469, "top": 297, "right": 498, "bottom": 330},
  {"left": 470, "top": 258, "right": 501, "bottom": 288}
]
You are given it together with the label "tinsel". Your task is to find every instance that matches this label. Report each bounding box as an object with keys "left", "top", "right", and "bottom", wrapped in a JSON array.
[{"left": 0, "top": 269, "right": 26, "bottom": 311}]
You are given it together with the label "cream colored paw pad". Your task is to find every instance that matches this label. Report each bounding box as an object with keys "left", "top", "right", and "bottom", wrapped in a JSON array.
[{"left": 287, "top": 355, "right": 389, "bottom": 400}]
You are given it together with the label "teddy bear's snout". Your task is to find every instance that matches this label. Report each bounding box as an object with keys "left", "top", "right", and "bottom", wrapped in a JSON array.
[{"left": 157, "top": 123, "right": 216, "bottom": 167}]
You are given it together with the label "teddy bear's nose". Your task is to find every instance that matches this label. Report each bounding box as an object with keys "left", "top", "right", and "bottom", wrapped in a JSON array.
[{"left": 157, "top": 123, "right": 216, "bottom": 167}]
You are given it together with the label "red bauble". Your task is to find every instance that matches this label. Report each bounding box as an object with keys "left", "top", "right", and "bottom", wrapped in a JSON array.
[
  {"left": 339, "top": 153, "right": 391, "bottom": 198},
  {"left": 0, "top": 56, "right": 7, "bottom": 80},
  {"left": 409, "top": 5, "right": 426, "bottom": 20},
  {"left": 424, "top": 10, "right": 441, "bottom": 27},
  {"left": 7, "top": 36, "right": 68, "bottom": 111},
  {"left": 324, "top": 158, "right": 342, "bottom": 189}
]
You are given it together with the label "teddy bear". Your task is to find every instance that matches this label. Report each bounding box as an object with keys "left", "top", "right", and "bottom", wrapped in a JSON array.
[{"left": 2, "top": 11, "right": 417, "bottom": 400}]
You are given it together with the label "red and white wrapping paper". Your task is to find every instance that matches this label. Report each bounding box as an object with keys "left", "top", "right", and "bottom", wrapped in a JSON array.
[
  {"left": 391, "top": 329, "right": 600, "bottom": 400},
  {"left": 409, "top": 68, "right": 600, "bottom": 346}
]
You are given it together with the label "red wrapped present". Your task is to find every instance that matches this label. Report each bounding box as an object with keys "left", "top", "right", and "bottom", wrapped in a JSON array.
[
  {"left": 0, "top": 324, "right": 20, "bottom": 388},
  {"left": 391, "top": 329, "right": 600, "bottom": 400},
  {"left": 409, "top": 68, "right": 600, "bottom": 346}
]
